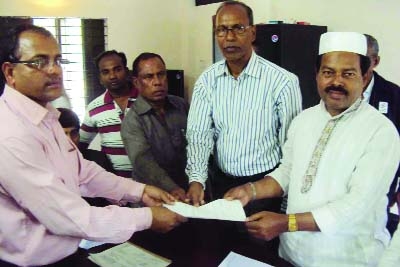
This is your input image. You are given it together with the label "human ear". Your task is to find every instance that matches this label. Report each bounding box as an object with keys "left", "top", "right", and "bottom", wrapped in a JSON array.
[{"left": 1, "top": 62, "right": 16, "bottom": 87}]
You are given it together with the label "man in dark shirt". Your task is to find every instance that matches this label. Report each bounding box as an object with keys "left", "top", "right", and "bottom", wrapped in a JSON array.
[
  {"left": 363, "top": 34, "right": 400, "bottom": 235},
  {"left": 121, "top": 52, "right": 188, "bottom": 201}
]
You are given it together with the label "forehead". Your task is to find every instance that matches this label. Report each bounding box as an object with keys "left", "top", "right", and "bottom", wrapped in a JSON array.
[
  {"left": 63, "top": 126, "right": 79, "bottom": 131},
  {"left": 99, "top": 54, "right": 124, "bottom": 69},
  {"left": 17, "top": 31, "right": 60, "bottom": 58},
  {"left": 216, "top": 5, "right": 249, "bottom": 26},
  {"left": 320, "top": 51, "right": 361, "bottom": 70},
  {"left": 137, "top": 57, "right": 165, "bottom": 73}
]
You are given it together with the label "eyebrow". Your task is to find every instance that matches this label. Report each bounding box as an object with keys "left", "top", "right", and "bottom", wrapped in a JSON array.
[
  {"left": 100, "top": 65, "right": 123, "bottom": 72},
  {"left": 320, "top": 66, "right": 357, "bottom": 72},
  {"left": 31, "top": 53, "right": 62, "bottom": 58}
]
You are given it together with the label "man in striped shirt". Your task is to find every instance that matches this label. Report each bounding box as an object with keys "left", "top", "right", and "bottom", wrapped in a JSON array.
[
  {"left": 79, "top": 50, "right": 138, "bottom": 178},
  {"left": 186, "top": 1, "right": 302, "bottom": 211}
]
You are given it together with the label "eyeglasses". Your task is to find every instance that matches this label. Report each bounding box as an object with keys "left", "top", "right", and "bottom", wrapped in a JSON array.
[
  {"left": 11, "top": 57, "right": 70, "bottom": 70},
  {"left": 214, "top": 24, "right": 252, "bottom": 37}
]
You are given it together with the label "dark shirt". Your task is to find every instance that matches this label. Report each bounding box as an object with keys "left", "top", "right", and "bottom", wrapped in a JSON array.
[
  {"left": 369, "top": 71, "right": 400, "bottom": 197},
  {"left": 369, "top": 71, "right": 400, "bottom": 134},
  {"left": 121, "top": 95, "right": 189, "bottom": 192}
]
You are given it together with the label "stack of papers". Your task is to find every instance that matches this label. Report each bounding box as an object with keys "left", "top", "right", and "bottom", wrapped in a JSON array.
[
  {"left": 163, "top": 199, "right": 246, "bottom": 221},
  {"left": 219, "top": 252, "right": 275, "bottom": 267},
  {"left": 88, "top": 242, "right": 171, "bottom": 267}
]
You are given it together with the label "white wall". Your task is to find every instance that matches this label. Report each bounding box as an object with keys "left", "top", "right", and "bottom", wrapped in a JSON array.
[
  {"left": 186, "top": 0, "right": 400, "bottom": 100},
  {"left": 0, "top": 0, "right": 187, "bottom": 85},
  {"left": 1, "top": 0, "right": 399, "bottom": 101}
]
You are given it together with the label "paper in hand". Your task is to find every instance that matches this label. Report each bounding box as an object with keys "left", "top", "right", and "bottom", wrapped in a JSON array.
[{"left": 164, "top": 199, "right": 246, "bottom": 221}]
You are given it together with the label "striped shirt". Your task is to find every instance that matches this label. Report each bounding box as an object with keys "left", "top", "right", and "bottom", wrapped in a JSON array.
[
  {"left": 186, "top": 52, "right": 302, "bottom": 187},
  {"left": 80, "top": 88, "right": 138, "bottom": 177}
]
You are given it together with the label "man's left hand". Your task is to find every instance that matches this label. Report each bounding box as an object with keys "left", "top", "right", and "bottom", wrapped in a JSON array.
[
  {"left": 245, "top": 211, "right": 287, "bottom": 241},
  {"left": 142, "top": 185, "right": 176, "bottom": 207}
]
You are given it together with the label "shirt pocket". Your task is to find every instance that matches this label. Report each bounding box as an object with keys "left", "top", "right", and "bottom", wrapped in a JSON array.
[{"left": 170, "top": 127, "right": 187, "bottom": 149}]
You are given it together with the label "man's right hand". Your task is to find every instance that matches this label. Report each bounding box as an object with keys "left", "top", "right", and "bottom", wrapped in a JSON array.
[
  {"left": 186, "top": 182, "right": 205, "bottom": 207},
  {"left": 170, "top": 187, "right": 186, "bottom": 202},
  {"left": 150, "top": 206, "right": 187, "bottom": 233},
  {"left": 224, "top": 183, "right": 252, "bottom": 207}
]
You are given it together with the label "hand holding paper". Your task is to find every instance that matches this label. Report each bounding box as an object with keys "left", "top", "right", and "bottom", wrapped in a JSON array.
[{"left": 163, "top": 199, "right": 246, "bottom": 221}]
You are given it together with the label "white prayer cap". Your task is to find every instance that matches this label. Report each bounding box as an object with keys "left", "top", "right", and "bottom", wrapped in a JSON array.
[{"left": 318, "top": 32, "right": 367, "bottom": 56}]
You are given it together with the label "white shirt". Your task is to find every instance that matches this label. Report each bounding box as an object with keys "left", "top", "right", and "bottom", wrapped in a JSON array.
[
  {"left": 186, "top": 52, "right": 302, "bottom": 186},
  {"left": 271, "top": 100, "right": 400, "bottom": 267},
  {"left": 363, "top": 75, "right": 375, "bottom": 103},
  {"left": 378, "top": 223, "right": 400, "bottom": 267}
]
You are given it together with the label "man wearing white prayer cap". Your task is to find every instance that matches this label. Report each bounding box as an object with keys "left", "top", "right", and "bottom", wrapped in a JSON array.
[{"left": 225, "top": 32, "right": 400, "bottom": 267}]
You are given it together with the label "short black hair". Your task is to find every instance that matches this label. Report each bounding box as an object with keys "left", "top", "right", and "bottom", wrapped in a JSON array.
[
  {"left": 131, "top": 52, "right": 165, "bottom": 77},
  {"left": 94, "top": 50, "right": 127, "bottom": 70},
  {"left": 315, "top": 54, "right": 371, "bottom": 76},
  {"left": 57, "top": 108, "right": 80, "bottom": 129},
  {"left": 364, "top": 34, "right": 379, "bottom": 56},
  {"left": 215, "top": 1, "right": 254, "bottom": 25},
  {"left": 0, "top": 24, "right": 53, "bottom": 82}
]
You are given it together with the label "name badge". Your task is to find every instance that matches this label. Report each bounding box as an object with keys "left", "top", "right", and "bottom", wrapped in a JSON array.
[{"left": 378, "top": 102, "right": 388, "bottom": 114}]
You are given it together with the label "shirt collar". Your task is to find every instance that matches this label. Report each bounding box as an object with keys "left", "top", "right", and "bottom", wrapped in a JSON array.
[
  {"left": 216, "top": 51, "right": 259, "bottom": 79},
  {"left": 362, "top": 73, "right": 375, "bottom": 103},
  {"left": 320, "top": 97, "right": 364, "bottom": 120},
  {"left": 135, "top": 95, "right": 178, "bottom": 115},
  {"left": 2, "top": 84, "right": 59, "bottom": 125},
  {"left": 103, "top": 86, "right": 138, "bottom": 103}
]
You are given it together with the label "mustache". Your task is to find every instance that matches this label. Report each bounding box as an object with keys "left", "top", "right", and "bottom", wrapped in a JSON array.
[{"left": 324, "top": 85, "right": 349, "bottom": 95}]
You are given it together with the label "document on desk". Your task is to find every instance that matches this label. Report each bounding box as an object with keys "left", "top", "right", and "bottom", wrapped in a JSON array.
[
  {"left": 219, "top": 251, "right": 275, "bottom": 267},
  {"left": 163, "top": 199, "right": 246, "bottom": 221},
  {"left": 79, "top": 239, "right": 106, "bottom": 250},
  {"left": 88, "top": 242, "right": 171, "bottom": 267}
]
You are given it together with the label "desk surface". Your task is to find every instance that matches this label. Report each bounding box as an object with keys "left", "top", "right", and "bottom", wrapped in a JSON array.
[{"left": 79, "top": 219, "right": 294, "bottom": 267}]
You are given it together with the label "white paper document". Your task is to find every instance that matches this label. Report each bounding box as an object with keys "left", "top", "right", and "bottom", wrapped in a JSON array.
[
  {"left": 88, "top": 242, "right": 171, "bottom": 267},
  {"left": 79, "top": 239, "right": 106, "bottom": 250},
  {"left": 163, "top": 199, "right": 246, "bottom": 221},
  {"left": 218, "top": 251, "right": 275, "bottom": 267}
]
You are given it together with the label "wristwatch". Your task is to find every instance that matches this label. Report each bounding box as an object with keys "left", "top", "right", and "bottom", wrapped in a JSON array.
[{"left": 288, "top": 214, "right": 298, "bottom": 232}]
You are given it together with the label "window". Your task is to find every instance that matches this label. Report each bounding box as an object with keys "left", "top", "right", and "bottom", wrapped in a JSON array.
[
  {"left": 33, "top": 17, "right": 107, "bottom": 121},
  {"left": 0, "top": 16, "right": 106, "bottom": 121}
]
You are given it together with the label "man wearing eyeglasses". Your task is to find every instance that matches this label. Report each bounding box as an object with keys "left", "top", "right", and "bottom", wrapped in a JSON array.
[
  {"left": 186, "top": 1, "right": 302, "bottom": 212},
  {"left": 0, "top": 24, "right": 186, "bottom": 267}
]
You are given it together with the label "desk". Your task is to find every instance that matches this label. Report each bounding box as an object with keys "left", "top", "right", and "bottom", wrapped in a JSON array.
[{"left": 80, "top": 219, "right": 294, "bottom": 267}]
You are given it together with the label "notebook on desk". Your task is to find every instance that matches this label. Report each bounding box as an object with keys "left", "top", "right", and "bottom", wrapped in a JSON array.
[{"left": 88, "top": 242, "right": 171, "bottom": 267}]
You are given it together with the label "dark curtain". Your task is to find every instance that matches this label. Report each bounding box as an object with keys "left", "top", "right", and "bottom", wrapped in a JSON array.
[{"left": 81, "top": 19, "right": 105, "bottom": 104}]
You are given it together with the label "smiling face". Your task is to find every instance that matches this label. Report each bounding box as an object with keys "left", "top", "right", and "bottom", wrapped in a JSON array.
[
  {"left": 317, "top": 51, "right": 368, "bottom": 116},
  {"left": 134, "top": 56, "right": 168, "bottom": 103},
  {"left": 98, "top": 54, "right": 129, "bottom": 93},
  {"left": 215, "top": 4, "right": 255, "bottom": 67},
  {"left": 2, "top": 31, "right": 64, "bottom": 106}
]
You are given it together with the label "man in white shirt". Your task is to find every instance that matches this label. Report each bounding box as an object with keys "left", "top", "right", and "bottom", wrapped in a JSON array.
[
  {"left": 225, "top": 32, "right": 400, "bottom": 267},
  {"left": 363, "top": 34, "right": 400, "bottom": 235},
  {"left": 378, "top": 223, "right": 400, "bottom": 267},
  {"left": 186, "top": 0, "right": 301, "bottom": 209}
]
